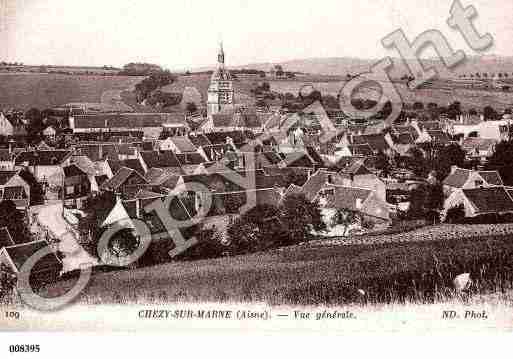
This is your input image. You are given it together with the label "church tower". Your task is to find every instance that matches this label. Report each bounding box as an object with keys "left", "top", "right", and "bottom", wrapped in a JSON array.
[{"left": 207, "top": 42, "right": 234, "bottom": 118}]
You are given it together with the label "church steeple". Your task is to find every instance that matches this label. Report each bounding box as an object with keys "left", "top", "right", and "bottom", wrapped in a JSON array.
[{"left": 217, "top": 41, "right": 225, "bottom": 66}]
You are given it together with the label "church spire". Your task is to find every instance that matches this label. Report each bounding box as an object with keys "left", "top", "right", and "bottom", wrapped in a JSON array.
[{"left": 218, "top": 41, "right": 225, "bottom": 66}]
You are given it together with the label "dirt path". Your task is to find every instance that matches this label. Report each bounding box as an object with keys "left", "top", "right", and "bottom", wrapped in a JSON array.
[{"left": 31, "top": 203, "right": 97, "bottom": 272}]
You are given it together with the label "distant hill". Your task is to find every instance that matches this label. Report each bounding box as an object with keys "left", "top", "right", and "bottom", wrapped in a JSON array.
[{"left": 193, "top": 55, "right": 513, "bottom": 79}]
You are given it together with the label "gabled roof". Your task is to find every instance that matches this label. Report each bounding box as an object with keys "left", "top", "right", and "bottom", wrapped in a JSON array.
[
  {"left": 427, "top": 130, "right": 450, "bottom": 144},
  {"left": 347, "top": 144, "right": 374, "bottom": 157},
  {"left": 0, "top": 170, "right": 18, "bottom": 185},
  {"left": 443, "top": 167, "right": 503, "bottom": 188},
  {"left": 461, "top": 138, "right": 497, "bottom": 152},
  {"left": 15, "top": 150, "right": 72, "bottom": 166},
  {"left": 3, "top": 240, "right": 61, "bottom": 273},
  {"left": 204, "top": 130, "right": 248, "bottom": 146},
  {"left": 167, "top": 137, "right": 197, "bottom": 153},
  {"left": 352, "top": 134, "right": 389, "bottom": 152},
  {"left": 395, "top": 133, "right": 415, "bottom": 145},
  {"left": 144, "top": 168, "right": 181, "bottom": 186},
  {"left": 140, "top": 150, "right": 181, "bottom": 168},
  {"left": 201, "top": 144, "right": 236, "bottom": 162},
  {"left": 443, "top": 167, "right": 470, "bottom": 188},
  {"left": 0, "top": 149, "right": 13, "bottom": 162},
  {"left": 63, "top": 164, "right": 87, "bottom": 178},
  {"left": 300, "top": 170, "right": 342, "bottom": 202},
  {"left": 340, "top": 160, "right": 372, "bottom": 177},
  {"left": 120, "top": 159, "right": 146, "bottom": 175},
  {"left": 463, "top": 187, "right": 513, "bottom": 214},
  {"left": 188, "top": 134, "right": 212, "bottom": 147},
  {"left": 419, "top": 121, "right": 441, "bottom": 131},
  {"left": 101, "top": 167, "right": 147, "bottom": 191},
  {"left": 0, "top": 227, "right": 15, "bottom": 249},
  {"left": 324, "top": 185, "right": 373, "bottom": 212},
  {"left": 478, "top": 171, "right": 503, "bottom": 186},
  {"left": 282, "top": 151, "right": 317, "bottom": 169},
  {"left": 176, "top": 152, "right": 205, "bottom": 166}
]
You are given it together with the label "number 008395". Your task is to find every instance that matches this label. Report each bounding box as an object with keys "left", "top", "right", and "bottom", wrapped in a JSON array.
[{"left": 9, "top": 344, "right": 40, "bottom": 353}]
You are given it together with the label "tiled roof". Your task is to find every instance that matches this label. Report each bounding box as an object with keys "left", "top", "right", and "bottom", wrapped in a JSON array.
[
  {"left": 0, "top": 171, "right": 18, "bottom": 185},
  {"left": 188, "top": 134, "right": 212, "bottom": 147},
  {"left": 478, "top": 171, "right": 503, "bottom": 186},
  {"left": 420, "top": 121, "right": 441, "bottom": 131},
  {"left": 443, "top": 168, "right": 471, "bottom": 188},
  {"left": 395, "top": 133, "right": 415, "bottom": 145},
  {"left": 73, "top": 113, "right": 175, "bottom": 129},
  {"left": 120, "top": 159, "right": 146, "bottom": 175},
  {"left": 352, "top": 134, "right": 389, "bottom": 152},
  {"left": 461, "top": 138, "right": 497, "bottom": 152},
  {"left": 463, "top": 187, "right": 513, "bottom": 214},
  {"left": 347, "top": 144, "right": 374, "bottom": 157},
  {"left": 282, "top": 151, "right": 317, "bottom": 169},
  {"left": 168, "top": 137, "right": 197, "bottom": 153},
  {"left": 140, "top": 150, "right": 181, "bottom": 168},
  {"left": 325, "top": 186, "right": 372, "bottom": 212},
  {"left": 201, "top": 144, "right": 236, "bottom": 162},
  {"left": 15, "top": 150, "right": 72, "bottom": 166},
  {"left": 4, "top": 240, "right": 61, "bottom": 272},
  {"left": 204, "top": 130, "right": 248, "bottom": 146},
  {"left": 300, "top": 170, "right": 342, "bottom": 202},
  {"left": 0, "top": 149, "right": 13, "bottom": 162},
  {"left": 101, "top": 167, "right": 147, "bottom": 191},
  {"left": 63, "top": 164, "right": 87, "bottom": 178},
  {"left": 427, "top": 130, "right": 450, "bottom": 144},
  {"left": 340, "top": 160, "right": 371, "bottom": 176},
  {"left": 176, "top": 153, "right": 205, "bottom": 166}
]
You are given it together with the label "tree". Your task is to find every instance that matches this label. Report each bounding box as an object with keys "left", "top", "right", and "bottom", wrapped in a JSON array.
[
  {"left": 0, "top": 200, "right": 31, "bottom": 244},
  {"left": 185, "top": 102, "right": 198, "bottom": 114},
  {"left": 434, "top": 143, "right": 466, "bottom": 181},
  {"left": 375, "top": 150, "right": 391, "bottom": 177},
  {"left": 178, "top": 227, "right": 225, "bottom": 260},
  {"left": 280, "top": 194, "right": 325, "bottom": 243},
  {"left": 446, "top": 101, "right": 462, "bottom": 120},
  {"left": 486, "top": 140, "right": 513, "bottom": 185},
  {"left": 445, "top": 204, "right": 465, "bottom": 224},
  {"left": 25, "top": 108, "right": 44, "bottom": 143},
  {"left": 331, "top": 209, "right": 358, "bottom": 236},
  {"left": 483, "top": 105, "right": 500, "bottom": 121},
  {"left": 18, "top": 169, "right": 45, "bottom": 205},
  {"left": 413, "top": 101, "right": 424, "bottom": 110},
  {"left": 78, "top": 192, "right": 116, "bottom": 254},
  {"left": 227, "top": 204, "right": 285, "bottom": 254}
]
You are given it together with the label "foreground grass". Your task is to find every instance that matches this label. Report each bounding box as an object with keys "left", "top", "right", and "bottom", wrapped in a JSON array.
[{"left": 34, "top": 232, "right": 513, "bottom": 307}]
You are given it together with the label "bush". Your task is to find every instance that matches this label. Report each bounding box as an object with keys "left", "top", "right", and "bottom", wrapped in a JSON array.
[
  {"left": 280, "top": 194, "right": 325, "bottom": 244},
  {"left": 227, "top": 204, "right": 286, "bottom": 254},
  {"left": 444, "top": 205, "right": 465, "bottom": 224},
  {"left": 178, "top": 228, "right": 226, "bottom": 260}
]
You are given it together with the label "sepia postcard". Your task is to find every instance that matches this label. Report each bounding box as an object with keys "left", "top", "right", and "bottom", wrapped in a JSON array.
[{"left": 1, "top": 0, "right": 513, "bottom": 353}]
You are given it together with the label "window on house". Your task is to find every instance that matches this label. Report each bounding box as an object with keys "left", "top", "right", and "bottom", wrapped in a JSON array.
[
  {"left": 475, "top": 180, "right": 483, "bottom": 187},
  {"left": 66, "top": 186, "right": 75, "bottom": 195}
]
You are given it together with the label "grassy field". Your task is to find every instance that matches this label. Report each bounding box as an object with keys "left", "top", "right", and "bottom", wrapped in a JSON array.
[
  {"left": 35, "top": 229, "right": 513, "bottom": 307},
  {"left": 268, "top": 79, "right": 513, "bottom": 111},
  {"left": 162, "top": 74, "right": 257, "bottom": 105},
  {"left": 0, "top": 73, "right": 143, "bottom": 110}
]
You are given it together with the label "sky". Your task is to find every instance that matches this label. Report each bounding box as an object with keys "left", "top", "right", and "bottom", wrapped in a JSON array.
[{"left": 0, "top": 0, "right": 512, "bottom": 70}]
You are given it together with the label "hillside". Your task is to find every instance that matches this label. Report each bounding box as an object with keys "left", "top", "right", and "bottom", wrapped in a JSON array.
[
  {"left": 0, "top": 73, "right": 143, "bottom": 111},
  {"left": 195, "top": 55, "right": 513, "bottom": 79},
  {"left": 39, "top": 223, "right": 513, "bottom": 306}
]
